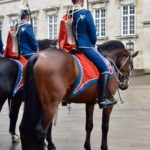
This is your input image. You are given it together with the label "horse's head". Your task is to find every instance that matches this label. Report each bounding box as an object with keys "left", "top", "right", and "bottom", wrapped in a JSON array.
[
  {"left": 116, "top": 50, "right": 139, "bottom": 90},
  {"left": 97, "top": 40, "right": 139, "bottom": 90}
]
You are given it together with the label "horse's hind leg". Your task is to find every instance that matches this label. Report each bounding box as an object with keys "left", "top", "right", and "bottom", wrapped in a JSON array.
[
  {"left": 101, "top": 106, "right": 113, "bottom": 150},
  {"left": 34, "top": 100, "right": 59, "bottom": 150},
  {"left": 33, "top": 84, "right": 65, "bottom": 150},
  {"left": 46, "top": 123, "right": 56, "bottom": 150},
  {"left": 0, "top": 96, "right": 7, "bottom": 112},
  {"left": 9, "top": 99, "right": 22, "bottom": 143},
  {"left": 84, "top": 103, "right": 95, "bottom": 150}
]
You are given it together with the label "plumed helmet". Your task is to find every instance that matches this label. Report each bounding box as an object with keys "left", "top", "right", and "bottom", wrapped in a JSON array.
[{"left": 20, "top": 9, "right": 30, "bottom": 18}]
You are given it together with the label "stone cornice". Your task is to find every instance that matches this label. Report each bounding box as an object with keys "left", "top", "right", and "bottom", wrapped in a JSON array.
[
  {"left": 142, "top": 21, "right": 150, "bottom": 25},
  {"left": 43, "top": 6, "right": 60, "bottom": 12},
  {"left": 116, "top": 35, "right": 139, "bottom": 39},
  {"left": 89, "top": 0, "right": 109, "bottom": 5},
  {"left": 7, "top": 12, "right": 18, "bottom": 17},
  {"left": 0, "top": 0, "right": 20, "bottom": 4}
]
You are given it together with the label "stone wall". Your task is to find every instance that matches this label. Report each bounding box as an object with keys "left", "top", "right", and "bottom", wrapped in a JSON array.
[{"left": 0, "top": 0, "right": 150, "bottom": 71}]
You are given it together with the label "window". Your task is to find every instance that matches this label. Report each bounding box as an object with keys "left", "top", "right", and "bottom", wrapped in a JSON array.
[
  {"left": 48, "top": 15, "right": 57, "bottom": 40},
  {"left": 121, "top": 4, "right": 135, "bottom": 35},
  {"left": 10, "top": 19, "right": 17, "bottom": 28},
  {"left": 31, "top": 17, "right": 38, "bottom": 37},
  {"left": 0, "top": 17, "right": 3, "bottom": 30},
  {"left": 94, "top": 8, "right": 106, "bottom": 38}
]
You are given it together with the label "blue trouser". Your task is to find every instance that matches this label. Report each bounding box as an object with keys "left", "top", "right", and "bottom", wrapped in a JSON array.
[
  {"left": 23, "top": 53, "right": 36, "bottom": 60},
  {"left": 24, "top": 54, "right": 32, "bottom": 60},
  {"left": 79, "top": 48, "right": 109, "bottom": 74}
]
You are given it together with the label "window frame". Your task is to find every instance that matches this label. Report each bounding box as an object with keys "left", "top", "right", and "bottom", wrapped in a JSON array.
[
  {"left": 0, "top": 18, "right": 3, "bottom": 31},
  {"left": 121, "top": 4, "right": 136, "bottom": 36},
  {"left": 93, "top": 8, "right": 106, "bottom": 38},
  {"left": 31, "top": 17, "right": 38, "bottom": 37},
  {"left": 48, "top": 15, "right": 58, "bottom": 40}
]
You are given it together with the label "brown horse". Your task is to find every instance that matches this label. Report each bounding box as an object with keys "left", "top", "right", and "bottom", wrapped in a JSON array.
[{"left": 20, "top": 40, "right": 138, "bottom": 150}]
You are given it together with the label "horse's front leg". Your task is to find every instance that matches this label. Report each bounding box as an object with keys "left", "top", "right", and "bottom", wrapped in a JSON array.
[
  {"left": 84, "top": 103, "right": 95, "bottom": 150},
  {"left": 101, "top": 106, "right": 113, "bottom": 150},
  {"left": 0, "top": 96, "right": 7, "bottom": 112},
  {"left": 9, "top": 99, "right": 22, "bottom": 143},
  {"left": 46, "top": 123, "right": 56, "bottom": 150}
]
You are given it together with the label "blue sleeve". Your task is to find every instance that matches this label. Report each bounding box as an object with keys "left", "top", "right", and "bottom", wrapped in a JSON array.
[
  {"left": 86, "top": 10, "right": 97, "bottom": 46},
  {"left": 0, "top": 30, "right": 3, "bottom": 51},
  {"left": 26, "top": 24, "right": 38, "bottom": 52}
]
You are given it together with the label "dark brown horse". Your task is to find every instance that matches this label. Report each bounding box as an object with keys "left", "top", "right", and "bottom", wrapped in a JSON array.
[
  {"left": 20, "top": 40, "right": 138, "bottom": 150},
  {"left": 0, "top": 39, "right": 57, "bottom": 143}
]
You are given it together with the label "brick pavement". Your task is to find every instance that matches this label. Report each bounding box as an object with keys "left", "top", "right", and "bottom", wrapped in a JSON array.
[{"left": 0, "top": 75, "right": 150, "bottom": 150}]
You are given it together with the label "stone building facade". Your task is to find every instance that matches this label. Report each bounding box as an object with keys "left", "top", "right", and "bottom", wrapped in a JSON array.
[{"left": 0, "top": 0, "right": 150, "bottom": 73}]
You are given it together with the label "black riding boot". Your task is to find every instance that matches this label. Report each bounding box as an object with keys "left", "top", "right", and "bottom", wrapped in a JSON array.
[{"left": 98, "top": 73, "right": 117, "bottom": 109}]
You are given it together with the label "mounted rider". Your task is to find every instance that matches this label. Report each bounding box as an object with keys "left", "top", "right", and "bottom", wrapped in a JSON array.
[
  {"left": 3, "top": 0, "right": 38, "bottom": 60},
  {"left": 58, "top": 0, "right": 117, "bottom": 108},
  {"left": 17, "top": 9, "right": 38, "bottom": 59}
]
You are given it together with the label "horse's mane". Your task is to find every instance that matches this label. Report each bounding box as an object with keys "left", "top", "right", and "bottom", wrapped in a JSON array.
[
  {"left": 38, "top": 39, "right": 125, "bottom": 51},
  {"left": 98, "top": 40, "right": 125, "bottom": 51},
  {"left": 97, "top": 40, "right": 130, "bottom": 57},
  {"left": 38, "top": 39, "right": 130, "bottom": 57},
  {"left": 38, "top": 39, "right": 57, "bottom": 50}
]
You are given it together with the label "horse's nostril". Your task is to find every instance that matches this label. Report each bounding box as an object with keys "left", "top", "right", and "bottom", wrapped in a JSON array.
[{"left": 118, "top": 80, "right": 129, "bottom": 90}]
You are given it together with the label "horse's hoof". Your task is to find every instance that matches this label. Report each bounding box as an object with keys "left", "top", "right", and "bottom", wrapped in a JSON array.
[
  {"left": 85, "top": 148, "right": 91, "bottom": 150},
  {"left": 48, "top": 145, "right": 56, "bottom": 150},
  {"left": 12, "top": 134, "right": 21, "bottom": 143},
  {"left": 84, "top": 145, "right": 91, "bottom": 150}
]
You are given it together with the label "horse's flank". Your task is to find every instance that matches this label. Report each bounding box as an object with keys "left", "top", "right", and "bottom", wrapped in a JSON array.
[
  {"left": 34, "top": 48, "right": 117, "bottom": 105},
  {"left": 34, "top": 49, "right": 78, "bottom": 102}
]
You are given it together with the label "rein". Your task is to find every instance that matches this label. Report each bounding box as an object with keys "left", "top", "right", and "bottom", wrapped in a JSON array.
[
  {"left": 119, "top": 56, "right": 130, "bottom": 70},
  {"left": 99, "top": 49, "right": 130, "bottom": 78},
  {"left": 108, "top": 55, "right": 131, "bottom": 104},
  {"left": 109, "top": 56, "right": 130, "bottom": 77}
]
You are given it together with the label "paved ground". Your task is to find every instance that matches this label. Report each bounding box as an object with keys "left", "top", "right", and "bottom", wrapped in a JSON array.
[{"left": 0, "top": 74, "right": 150, "bottom": 150}]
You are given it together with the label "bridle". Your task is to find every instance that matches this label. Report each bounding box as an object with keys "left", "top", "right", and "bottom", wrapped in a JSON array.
[
  {"left": 107, "top": 54, "right": 133, "bottom": 103},
  {"left": 108, "top": 54, "right": 133, "bottom": 88}
]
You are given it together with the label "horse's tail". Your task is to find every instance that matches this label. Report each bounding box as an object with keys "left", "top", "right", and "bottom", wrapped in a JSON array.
[{"left": 20, "top": 54, "right": 41, "bottom": 149}]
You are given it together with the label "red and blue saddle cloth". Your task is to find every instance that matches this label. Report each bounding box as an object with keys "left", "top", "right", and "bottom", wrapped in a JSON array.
[
  {"left": 71, "top": 53, "right": 113, "bottom": 97},
  {"left": 11, "top": 58, "right": 26, "bottom": 97},
  {"left": 0, "top": 54, "right": 26, "bottom": 97},
  {"left": 1, "top": 52, "right": 113, "bottom": 98}
]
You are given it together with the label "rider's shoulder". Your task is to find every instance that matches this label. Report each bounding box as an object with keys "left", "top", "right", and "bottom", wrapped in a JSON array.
[
  {"left": 19, "top": 21, "right": 30, "bottom": 27},
  {"left": 77, "top": 8, "right": 89, "bottom": 12},
  {"left": 77, "top": 8, "right": 91, "bottom": 16}
]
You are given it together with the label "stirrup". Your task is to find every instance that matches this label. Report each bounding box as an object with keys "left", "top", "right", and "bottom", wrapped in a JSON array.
[{"left": 99, "top": 98, "right": 117, "bottom": 109}]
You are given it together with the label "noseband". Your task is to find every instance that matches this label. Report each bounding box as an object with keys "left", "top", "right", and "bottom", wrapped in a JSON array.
[{"left": 109, "top": 55, "right": 133, "bottom": 87}]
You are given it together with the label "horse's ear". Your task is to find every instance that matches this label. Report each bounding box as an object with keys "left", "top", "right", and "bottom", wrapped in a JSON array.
[{"left": 132, "top": 51, "right": 139, "bottom": 58}]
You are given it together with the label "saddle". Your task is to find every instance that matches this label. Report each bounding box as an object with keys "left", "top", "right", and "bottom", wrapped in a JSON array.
[
  {"left": 2, "top": 52, "right": 27, "bottom": 97},
  {"left": 11, "top": 58, "right": 26, "bottom": 97},
  {"left": 70, "top": 51, "right": 113, "bottom": 97}
]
